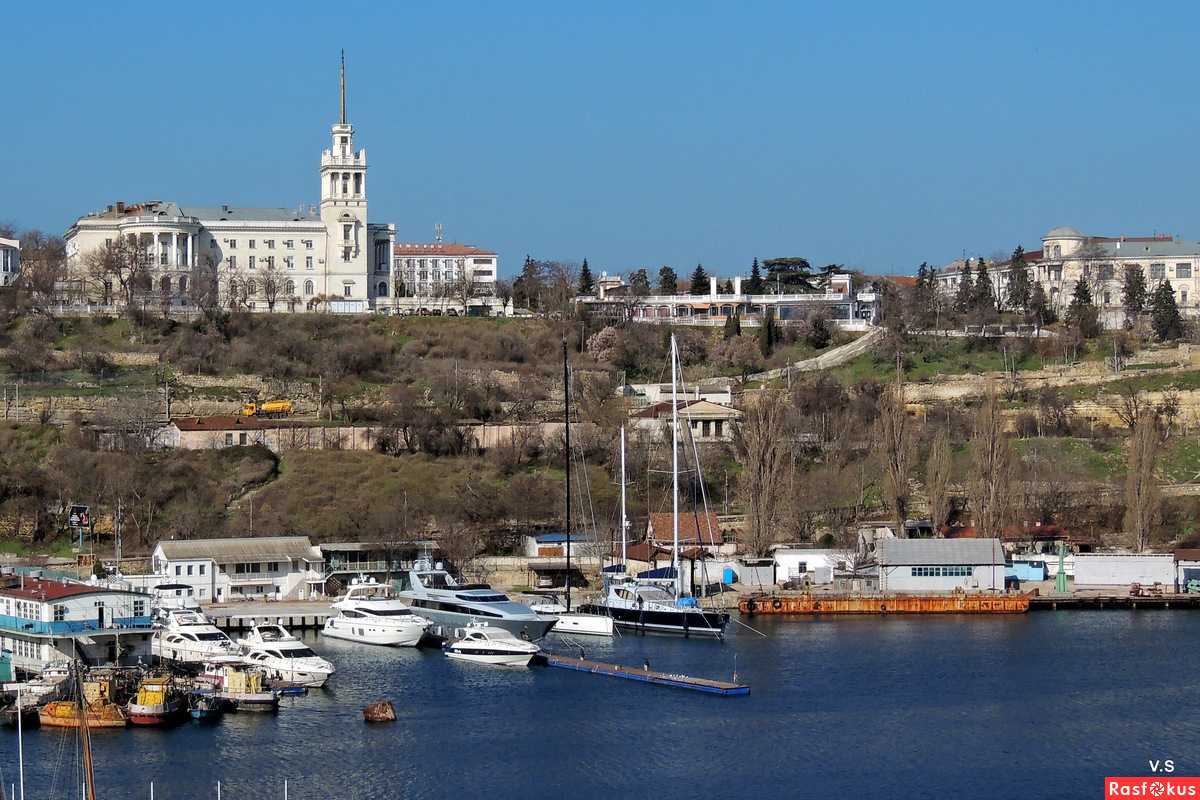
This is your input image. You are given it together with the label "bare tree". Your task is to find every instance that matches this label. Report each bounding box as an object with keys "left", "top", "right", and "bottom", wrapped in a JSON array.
[
  {"left": 925, "top": 426, "right": 953, "bottom": 531},
  {"left": 873, "top": 366, "right": 911, "bottom": 536},
  {"left": 968, "top": 388, "right": 1016, "bottom": 539},
  {"left": 1124, "top": 409, "right": 1161, "bottom": 552},
  {"left": 14, "top": 230, "right": 68, "bottom": 311},
  {"left": 452, "top": 269, "right": 479, "bottom": 314},
  {"left": 261, "top": 267, "right": 284, "bottom": 312},
  {"left": 84, "top": 237, "right": 151, "bottom": 311},
  {"left": 189, "top": 255, "right": 223, "bottom": 320},
  {"left": 732, "top": 387, "right": 793, "bottom": 555},
  {"left": 1110, "top": 383, "right": 1148, "bottom": 432}
]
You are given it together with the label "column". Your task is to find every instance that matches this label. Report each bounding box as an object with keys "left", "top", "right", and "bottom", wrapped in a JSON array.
[
  {"left": 170, "top": 233, "right": 177, "bottom": 268},
  {"left": 189, "top": 234, "right": 197, "bottom": 267},
  {"left": 153, "top": 232, "right": 161, "bottom": 266}
]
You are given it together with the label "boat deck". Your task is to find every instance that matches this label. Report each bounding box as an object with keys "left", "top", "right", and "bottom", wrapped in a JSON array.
[{"left": 541, "top": 654, "right": 749, "bottom": 695}]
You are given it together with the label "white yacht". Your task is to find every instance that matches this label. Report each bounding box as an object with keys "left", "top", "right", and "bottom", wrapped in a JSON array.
[
  {"left": 238, "top": 623, "right": 336, "bottom": 687},
  {"left": 397, "top": 562, "right": 556, "bottom": 642},
  {"left": 443, "top": 622, "right": 540, "bottom": 667},
  {"left": 528, "top": 595, "right": 615, "bottom": 637},
  {"left": 152, "top": 609, "right": 242, "bottom": 666},
  {"left": 322, "top": 579, "right": 431, "bottom": 647}
]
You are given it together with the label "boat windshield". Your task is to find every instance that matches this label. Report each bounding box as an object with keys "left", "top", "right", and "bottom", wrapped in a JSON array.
[
  {"left": 636, "top": 588, "right": 676, "bottom": 603},
  {"left": 361, "top": 608, "right": 413, "bottom": 617},
  {"left": 194, "top": 632, "right": 229, "bottom": 641},
  {"left": 458, "top": 593, "right": 509, "bottom": 603},
  {"left": 417, "top": 571, "right": 459, "bottom": 589}
]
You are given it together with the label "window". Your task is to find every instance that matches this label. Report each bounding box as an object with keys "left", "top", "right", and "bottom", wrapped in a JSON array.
[
  {"left": 305, "top": 256, "right": 314, "bottom": 270},
  {"left": 377, "top": 281, "right": 387, "bottom": 296},
  {"left": 228, "top": 239, "right": 237, "bottom": 249},
  {"left": 343, "top": 224, "right": 352, "bottom": 242},
  {"left": 1103, "top": 292, "right": 1111, "bottom": 305},
  {"left": 285, "top": 280, "right": 295, "bottom": 295},
  {"left": 283, "top": 240, "right": 293, "bottom": 249},
  {"left": 1183, "top": 290, "right": 1190, "bottom": 306},
  {"left": 267, "top": 562, "right": 279, "bottom": 572},
  {"left": 342, "top": 176, "right": 349, "bottom": 195},
  {"left": 285, "top": 256, "right": 294, "bottom": 270},
  {"left": 1053, "top": 244, "right": 1061, "bottom": 258},
  {"left": 53, "top": 605, "right": 66, "bottom": 622},
  {"left": 304, "top": 280, "right": 314, "bottom": 295},
  {"left": 175, "top": 565, "right": 181, "bottom": 576},
  {"left": 246, "top": 280, "right": 257, "bottom": 295},
  {"left": 343, "top": 247, "right": 351, "bottom": 262},
  {"left": 1151, "top": 263, "right": 1166, "bottom": 280},
  {"left": 1098, "top": 264, "right": 1114, "bottom": 281},
  {"left": 344, "top": 285, "right": 352, "bottom": 297},
  {"left": 472, "top": 257, "right": 493, "bottom": 265},
  {"left": 265, "top": 239, "right": 275, "bottom": 249},
  {"left": 248, "top": 239, "right": 256, "bottom": 249},
  {"left": 227, "top": 255, "right": 237, "bottom": 270},
  {"left": 225, "top": 433, "right": 233, "bottom": 446},
  {"left": 239, "top": 432, "right": 248, "bottom": 445},
  {"left": 187, "top": 564, "right": 194, "bottom": 576},
  {"left": 266, "top": 256, "right": 275, "bottom": 269},
  {"left": 354, "top": 173, "right": 362, "bottom": 196},
  {"left": 714, "top": 420, "right": 723, "bottom": 437},
  {"left": 1177, "top": 263, "right": 1192, "bottom": 279},
  {"left": 199, "top": 564, "right": 206, "bottom": 576},
  {"left": 133, "top": 600, "right": 146, "bottom": 617},
  {"left": 249, "top": 255, "right": 256, "bottom": 270},
  {"left": 303, "top": 240, "right": 313, "bottom": 250}
]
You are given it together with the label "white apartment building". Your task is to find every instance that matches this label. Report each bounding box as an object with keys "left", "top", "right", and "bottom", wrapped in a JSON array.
[
  {"left": 937, "top": 226, "right": 1200, "bottom": 326},
  {"left": 0, "top": 237, "right": 18, "bottom": 287},
  {"left": 387, "top": 242, "right": 500, "bottom": 314},
  {"left": 150, "top": 536, "right": 326, "bottom": 602},
  {"left": 63, "top": 55, "right": 395, "bottom": 313}
]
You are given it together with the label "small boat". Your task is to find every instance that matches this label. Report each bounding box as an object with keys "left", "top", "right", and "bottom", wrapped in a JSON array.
[
  {"left": 40, "top": 675, "right": 128, "bottom": 729},
  {"left": 238, "top": 623, "right": 335, "bottom": 687},
  {"left": 198, "top": 659, "right": 279, "bottom": 712},
  {"left": 188, "top": 690, "right": 229, "bottom": 722},
  {"left": 443, "top": 622, "right": 540, "bottom": 667},
  {"left": 323, "top": 579, "right": 431, "bottom": 647},
  {"left": 0, "top": 698, "right": 39, "bottom": 729},
  {"left": 126, "top": 674, "right": 187, "bottom": 726}
]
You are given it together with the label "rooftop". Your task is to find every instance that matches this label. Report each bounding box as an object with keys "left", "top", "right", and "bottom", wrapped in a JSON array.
[
  {"left": 156, "top": 536, "right": 323, "bottom": 563},
  {"left": 393, "top": 242, "right": 496, "bottom": 257},
  {"left": 877, "top": 538, "right": 1005, "bottom": 566},
  {"left": 630, "top": 399, "right": 740, "bottom": 420},
  {"left": 79, "top": 200, "right": 320, "bottom": 223},
  {"left": 646, "top": 512, "right": 723, "bottom": 545},
  {"left": 172, "top": 416, "right": 316, "bottom": 432},
  {"left": 0, "top": 577, "right": 142, "bottom": 602}
]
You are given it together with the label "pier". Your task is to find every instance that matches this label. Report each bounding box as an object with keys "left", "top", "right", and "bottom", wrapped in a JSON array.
[
  {"left": 541, "top": 654, "right": 749, "bottom": 695},
  {"left": 1030, "top": 594, "right": 1200, "bottom": 610},
  {"left": 209, "top": 612, "right": 331, "bottom": 630}
]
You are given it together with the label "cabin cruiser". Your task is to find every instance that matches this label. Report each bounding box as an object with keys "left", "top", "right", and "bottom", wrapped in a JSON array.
[
  {"left": 397, "top": 561, "right": 556, "bottom": 641},
  {"left": 149, "top": 583, "right": 202, "bottom": 624},
  {"left": 238, "top": 623, "right": 335, "bottom": 687},
  {"left": 197, "top": 658, "right": 278, "bottom": 712},
  {"left": 152, "top": 609, "right": 242, "bottom": 665},
  {"left": 579, "top": 578, "right": 728, "bottom": 638},
  {"left": 443, "top": 622, "right": 540, "bottom": 667},
  {"left": 527, "top": 594, "right": 615, "bottom": 637},
  {"left": 322, "top": 579, "right": 431, "bottom": 647}
]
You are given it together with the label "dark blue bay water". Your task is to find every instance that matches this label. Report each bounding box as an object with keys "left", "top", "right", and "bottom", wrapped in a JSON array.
[{"left": 1, "top": 611, "right": 1197, "bottom": 799}]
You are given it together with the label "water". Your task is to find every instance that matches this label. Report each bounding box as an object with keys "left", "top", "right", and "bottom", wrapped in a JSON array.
[{"left": 2, "top": 612, "right": 1197, "bottom": 799}]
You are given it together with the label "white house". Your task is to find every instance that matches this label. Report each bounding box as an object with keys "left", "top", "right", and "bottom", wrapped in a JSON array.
[
  {"left": 0, "top": 573, "right": 153, "bottom": 673},
  {"left": 1073, "top": 552, "right": 1175, "bottom": 588},
  {"left": 151, "top": 537, "right": 326, "bottom": 603},
  {"left": 620, "top": 382, "right": 734, "bottom": 408},
  {"left": 0, "top": 237, "right": 18, "bottom": 287},
  {"left": 630, "top": 399, "right": 741, "bottom": 442},
  {"left": 877, "top": 538, "right": 1006, "bottom": 593},
  {"left": 771, "top": 548, "right": 854, "bottom": 586}
]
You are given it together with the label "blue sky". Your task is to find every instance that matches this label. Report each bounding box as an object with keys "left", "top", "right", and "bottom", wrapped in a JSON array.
[{"left": 4, "top": 1, "right": 1200, "bottom": 278}]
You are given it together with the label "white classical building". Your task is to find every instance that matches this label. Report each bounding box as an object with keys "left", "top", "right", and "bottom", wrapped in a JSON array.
[
  {"left": 937, "top": 226, "right": 1200, "bottom": 326},
  {"left": 0, "top": 237, "right": 18, "bottom": 287},
  {"left": 63, "top": 55, "right": 395, "bottom": 313},
  {"left": 385, "top": 241, "right": 501, "bottom": 314}
]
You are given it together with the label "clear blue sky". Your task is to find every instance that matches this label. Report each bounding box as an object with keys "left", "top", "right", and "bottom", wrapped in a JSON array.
[{"left": 4, "top": 1, "right": 1200, "bottom": 278}]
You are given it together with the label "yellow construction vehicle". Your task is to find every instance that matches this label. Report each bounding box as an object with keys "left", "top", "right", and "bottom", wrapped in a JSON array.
[{"left": 240, "top": 399, "right": 295, "bottom": 418}]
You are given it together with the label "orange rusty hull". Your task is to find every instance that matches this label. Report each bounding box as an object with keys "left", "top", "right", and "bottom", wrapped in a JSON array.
[{"left": 740, "top": 593, "right": 1031, "bottom": 615}]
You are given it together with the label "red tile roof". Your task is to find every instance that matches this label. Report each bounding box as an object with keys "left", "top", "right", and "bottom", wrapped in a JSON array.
[
  {"left": 393, "top": 242, "right": 496, "bottom": 257},
  {"left": 0, "top": 578, "right": 126, "bottom": 602},
  {"left": 647, "top": 512, "right": 723, "bottom": 545},
  {"left": 172, "top": 416, "right": 309, "bottom": 432}
]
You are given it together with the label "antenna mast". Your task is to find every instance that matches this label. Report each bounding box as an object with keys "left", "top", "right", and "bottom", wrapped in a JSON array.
[{"left": 339, "top": 50, "right": 346, "bottom": 125}]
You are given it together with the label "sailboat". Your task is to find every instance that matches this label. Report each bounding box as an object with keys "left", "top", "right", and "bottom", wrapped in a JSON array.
[
  {"left": 547, "top": 339, "right": 615, "bottom": 638},
  {"left": 580, "top": 334, "right": 730, "bottom": 638}
]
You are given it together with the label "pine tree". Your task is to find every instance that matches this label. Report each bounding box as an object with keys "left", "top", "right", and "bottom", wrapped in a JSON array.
[
  {"left": 1152, "top": 280, "right": 1184, "bottom": 341},
  {"left": 577, "top": 258, "right": 595, "bottom": 295},
  {"left": 629, "top": 268, "right": 651, "bottom": 297},
  {"left": 656, "top": 266, "right": 678, "bottom": 295},
  {"left": 1122, "top": 264, "right": 1148, "bottom": 318},
  {"left": 758, "top": 307, "right": 777, "bottom": 357},
  {"left": 953, "top": 260, "right": 974, "bottom": 314},
  {"left": 1029, "top": 282, "right": 1051, "bottom": 326},
  {"left": 722, "top": 313, "right": 739, "bottom": 340},
  {"left": 745, "top": 258, "right": 766, "bottom": 295},
  {"left": 1006, "top": 246, "right": 1031, "bottom": 312},
  {"left": 689, "top": 263, "right": 711, "bottom": 295},
  {"left": 719, "top": 279, "right": 734, "bottom": 294},
  {"left": 1066, "top": 278, "right": 1099, "bottom": 337},
  {"left": 973, "top": 259, "right": 995, "bottom": 311}
]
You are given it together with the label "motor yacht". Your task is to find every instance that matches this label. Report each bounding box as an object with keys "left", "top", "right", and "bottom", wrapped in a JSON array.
[
  {"left": 322, "top": 578, "right": 431, "bottom": 647},
  {"left": 443, "top": 622, "right": 540, "bottom": 667},
  {"left": 397, "top": 561, "right": 556, "bottom": 641},
  {"left": 152, "top": 609, "right": 242, "bottom": 666},
  {"left": 238, "top": 623, "right": 335, "bottom": 687}
]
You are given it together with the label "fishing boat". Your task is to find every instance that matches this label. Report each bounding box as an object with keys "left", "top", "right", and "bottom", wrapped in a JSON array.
[
  {"left": 0, "top": 696, "right": 39, "bottom": 729},
  {"left": 126, "top": 673, "right": 188, "bottom": 726},
  {"left": 578, "top": 335, "right": 730, "bottom": 638},
  {"left": 188, "top": 689, "right": 229, "bottom": 722},
  {"left": 199, "top": 658, "right": 279, "bottom": 712},
  {"left": 322, "top": 579, "right": 431, "bottom": 647},
  {"left": 239, "top": 622, "right": 336, "bottom": 687},
  {"left": 40, "top": 674, "right": 128, "bottom": 729},
  {"left": 443, "top": 622, "right": 540, "bottom": 667}
]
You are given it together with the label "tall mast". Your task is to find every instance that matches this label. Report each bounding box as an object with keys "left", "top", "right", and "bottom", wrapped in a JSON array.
[
  {"left": 16, "top": 684, "right": 23, "bottom": 800},
  {"left": 563, "top": 339, "right": 572, "bottom": 612},
  {"left": 339, "top": 50, "right": 347, "bottom": 125},
  {"left": 77, "top": 667, "right": 96, "bottom": 800},
  {"left": 619, "top": 425, "right": 627, "bottom": 570},
  {"left": 670, "top": 335, "right": 681, "bottom": 598}
]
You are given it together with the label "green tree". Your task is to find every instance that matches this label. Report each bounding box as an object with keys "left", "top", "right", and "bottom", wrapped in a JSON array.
[
  {"left": 1006, "top": 247, "right": 1031, "bottom": 312},
  {"left": 806, "top": 314, "right": 832, "bottom": 349},
  {"left": 1151, "top": 280, "right": 1184, "bottom": 341},
  {"left": 629, "top": 268, "right": 651, "bottom": 297},
  {"left": 745, "top": 258, "right": 766, "bottom": 295},
  {"left": 758, "top": 307, "right": 778, "bottom": 357},
  {"left": 688, "top": 263, "right": 711, "bottom": 295},
  {"left": 762, "top": 257, "right": 816, "bottom": 292},
  {"left": 1066, "top": 278, "right": 1100, "bottom": 338},
  {"left": 719, "top": 279, "right": 734, "bottom": 294},
  {"left": 722, "top": 313, "right": 741, "bottom": 340},
  {"left": 577, "top": 258, "right": 595, "bottom": 295},
  {"left": 1029, "top": 282, "right": 1055, "bottom": 327},
  {"left": 973, "top": 260, "right": 996, "bottom": 312},
  {"left": 513, "top": 255, "right": 545, "bottom": 310},
  {"left": 1122, "top": 264, "right": 1148, "bottom": 321},
  {"left": 953, "top": 260, "right": 974, "bottom": 314},
  {"left": 656, "top": 266, "right": 678, "bottom": 295}
]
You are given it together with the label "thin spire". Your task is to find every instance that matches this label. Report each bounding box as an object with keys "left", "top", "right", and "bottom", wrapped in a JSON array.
[{"left": 339, "top": 50, "right": 346, "bottom": 125}]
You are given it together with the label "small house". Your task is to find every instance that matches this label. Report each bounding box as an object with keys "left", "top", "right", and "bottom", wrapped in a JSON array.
[{"left": 877, "top": 538, "right": 1007, "bottom": 593}]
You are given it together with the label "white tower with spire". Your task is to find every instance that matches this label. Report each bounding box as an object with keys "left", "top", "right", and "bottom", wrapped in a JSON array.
[{"left": 320, "top": 50, "right": 369, "bottom": 304}]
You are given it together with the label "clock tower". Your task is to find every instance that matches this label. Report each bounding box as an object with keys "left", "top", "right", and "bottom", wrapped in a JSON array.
[{"left": 320, "top": 51, "right": 369, "bottom": 302}]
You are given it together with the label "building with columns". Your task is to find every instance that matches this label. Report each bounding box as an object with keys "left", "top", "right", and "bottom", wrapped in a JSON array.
[
  {"left": 63, "top": 55, "right": 395, "bottom": 313},
  {"left": 935, "top": 226, "right": 1200, "bottom": 327},
  {"left": 0, "top": 237, "right": 18, "bottom": 288}
]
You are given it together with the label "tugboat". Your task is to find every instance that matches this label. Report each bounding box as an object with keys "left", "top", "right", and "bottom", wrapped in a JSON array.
[{"left": 126, "top": 674, "right": 187, "bottom": 726}]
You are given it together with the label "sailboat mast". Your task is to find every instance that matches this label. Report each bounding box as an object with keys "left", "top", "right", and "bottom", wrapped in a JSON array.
[
  {"left": 77, "top": 667, "right": 96, "bottom": 800},
  {"left": 16, "top": 685, "right": 23, "bottom": 800},
  {"left": 563, "top": 339, "right": 572, "bottom": 613},
  {"left": 670, "top": 335, "right": 681, "bottom": 598},
  {"left": 619, "top": 425, "right": 627, "bottom": 570}
]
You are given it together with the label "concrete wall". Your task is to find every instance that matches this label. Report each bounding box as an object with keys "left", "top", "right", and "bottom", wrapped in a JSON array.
[
  {"left": 1074, "top": 553, "right": 1176, "bottom": 587},
  {"left": 881, "top": 563, "right": 1004, "bottom": 593}
]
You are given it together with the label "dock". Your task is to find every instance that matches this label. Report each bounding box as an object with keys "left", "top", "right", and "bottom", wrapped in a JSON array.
[
  {"left": 541, "top": 654, "right": 749, "bottom": 696},
  {"left": 1030, "top": 594, "right": 1200, "bottom": 610},
  {"left": 209, "top": 612, "right": 331, "bottom": 631}
]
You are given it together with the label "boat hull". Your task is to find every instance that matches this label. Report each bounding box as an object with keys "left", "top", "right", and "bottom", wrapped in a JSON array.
[
  {"left": 738, "top": 593, "right": 1032, "bottom": 615},
  {"left": 550, "top": 612, "right": 615, "bottom": 637},
  {"left": 39, "top": 701, "right": 128, "bottom": 729},
  {"left": 445, "top": 648, "right": 536, "bottom": 667},
  {"left": 407, "top": 605, "right": 556, "bottom": 642},
  {"left": 127, "top": 701, "right": 187, "bottom": 726},
  {"left": 322, "top": 619, "right": 425, "bottom": 647},
  {"left": 578, "top": 604, "right": 728, "bottom": 637},
  {"left": 222, "top": 692, "right": 279, "bottom": 712}
]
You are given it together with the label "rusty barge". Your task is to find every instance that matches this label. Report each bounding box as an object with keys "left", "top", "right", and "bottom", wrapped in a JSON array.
[{"left": 739, "top": 592, "right": 1031, "bottom": 615}]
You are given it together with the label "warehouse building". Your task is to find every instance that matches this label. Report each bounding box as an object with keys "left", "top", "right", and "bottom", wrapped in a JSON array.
[
  {"left": 878, "top": 538, "right": 1006, "bottom": 593},
  {"left": 1073, "top": 553, "right": 1175, "bottom": 588}
]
